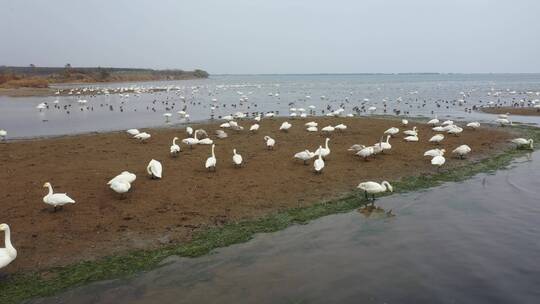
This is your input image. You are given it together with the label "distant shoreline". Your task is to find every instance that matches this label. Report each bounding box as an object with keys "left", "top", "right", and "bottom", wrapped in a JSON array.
[{"left": 480, "top": 106, "right": 540, "bottom": 117}]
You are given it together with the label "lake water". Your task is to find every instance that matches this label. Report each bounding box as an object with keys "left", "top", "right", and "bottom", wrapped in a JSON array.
[
  {"left": 27, "top": 150, "right": 540, "bottom": 304},
  {"left": 2, "top": 74, "right": 540, "bottom": 139}
]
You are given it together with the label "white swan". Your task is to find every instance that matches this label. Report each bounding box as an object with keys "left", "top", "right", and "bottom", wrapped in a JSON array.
[
  {"left": 357, "top": 146, "right": 374, "bottom": 160},
  {"left": 264, "top": 136, "right": 275, "bottom": 150},
  {"left": 110, "top": 180, "right": 131, "bottom": 198},
  {"left": 447, "top": 125, "right": 463, "bottom": 136},
  {"left": 441, "top": 120, "right": 454, "bottom": 126},
  {"left": 215, "top": 130, "right": 228, "bottom": 139},
  {"left": 374, "top": 135, "right": 392, "bottom": 152},
  {"left": 424, "top": 149, "right": 445, "bottom": 157},
  {"left": 306, "top": 126, "right": 318, "bottom": 132},
  {"left": 431, "top": 155, "right": 446, "bottom": 168},
  {"left": 280, "top": 121, "right": 292, "bottom": 132},
  {"left": 232, "top": 149, "right": 243, "bottom": 167},
  {"left": 108, "top": 171, "right": 136, "bottom": 185},
  {"left": 313, "top": 147, "right": 325, "bottom": 174},
  {"left": 305, "top": 121, "right": 318, "bottom": 128},
  {"left": 294, "top": 150, "right": 315, "bottom": 165},
  {"left": 0, "top": 223, "right": 17, "bottom": 269},
  {"left": 357, "top": 181, "right": 393, "bottom": 201},
  {"left": 147, "top": 159, "right": 162, "bottom": 179},
  {"left": 250, "top": 123, "right": 260, "bottom": 133},
  {"left": 348, "top": 144, "right": 366, "bottom": 153},
  {"left": 134, "top": 132, "right": 151, "bottom": 142},
  {"left": 0, "top": 129, "right": 6, "bottom": 141},
  {"left": 186, "top": 126, "right": 194, "bottom": 136},
  {"left": 384, "top": 127, "right": 399, "bottom": 137},
  {"left": 205, "top": 144, "right": 217, "bottom": 171},
  {"left": 182, "top": 130, "right": 199, "bottom": 149},
  {"left": 198, "top": 138, "right": 214, "bottom": 145},
  {"left": 126, "top": 129, "right": 140, "bottom": 136},
  {"left": 511, "top": 138, "right": 534, "bottom": 150},
  {"left": 315, "top": 138, "right": 330, "bottom": 159},
  {"left": 466, "top": 122, "right": 480, "bottom": 129},
  {"left": 403, "top": 126, "right": 418, "bottom": 136},
  {"left": 321, "top": 125, "right": 335, "bottom": 133},
  {"left": 170, "top": 137, "right": 181, "bottom": 156},
  {"left": 334, "top": 124, "right": 347, "bottom": 132},
  {"left": 452, "top": 145, "right": 472, "bottom": 159},
  {"left": 43, "top": 182, "right": 75, "bottom": 211},
  {"left": 429, "top": 134, "right": 444, "bottom": 144},
  {"left": 427, "top": 115, "right": 439, "bottom": 126},
  {"left": 404, "top": 134, "right": 419, "bottom": 142},
  {"left": 495, "top": 118, "right": 512, "bottom": 127}
]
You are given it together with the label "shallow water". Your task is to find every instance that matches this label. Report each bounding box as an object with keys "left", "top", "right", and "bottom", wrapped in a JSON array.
[
  {"left": 28, "top": 151, "right": 540, "bottom": 304},
  {"left": 2, "top": 74, "right": 540, "bottom": 139}
]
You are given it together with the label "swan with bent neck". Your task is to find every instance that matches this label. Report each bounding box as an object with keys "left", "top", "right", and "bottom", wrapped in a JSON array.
[{"left": 0, "top": 223, "right": 17, "bottom": 270}]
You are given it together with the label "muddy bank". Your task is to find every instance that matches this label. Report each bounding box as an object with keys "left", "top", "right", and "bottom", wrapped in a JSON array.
[
  {"left": 481, "top": 106, "right": 540, "bottom": 116},
  {"left": 0, "top": 117, "right": 513, "bottom": 273}
]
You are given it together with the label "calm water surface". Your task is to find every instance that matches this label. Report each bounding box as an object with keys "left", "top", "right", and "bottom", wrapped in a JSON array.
[
  {"left": 2, "top": 74, "right": 540, "bottom": 139},
  {"left": 28, "top": 151, "right": 540, "bottom": 304}
]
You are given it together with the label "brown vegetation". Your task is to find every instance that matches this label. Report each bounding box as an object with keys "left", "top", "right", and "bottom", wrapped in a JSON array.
[{"left": 480, "top": 106, "right": 540, "bottom": 116}]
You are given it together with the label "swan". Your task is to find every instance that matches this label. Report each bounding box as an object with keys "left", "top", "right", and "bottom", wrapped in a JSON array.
[
  {"left": 348, "top": 144, "right": 366, "bottom": 153},
  {"left": 205, "top": 144, "right": 217, "bottom": 171},
  {"left": 0, "top": 223, "right": 17, "bottom": 269},
  {"left": 432, "top": 126, "right": 446, "bottom": 132},
  {"left": 198, "top": 138, "right": 214, "bottom": 145},
  {"left": 511, "top": 138, "right": 534, "bottom": 150},
  {"left": 186, "top": 126, "right": 193, "bottom": 136},
  {"left": 424, "top": 149, "right": 445, "bottom": 157},
  {"left": 313, "top": 148, "right": 325, "bottom": 174},
  {"left": 294, "top": 150, "right": 315, "bottom": 165},
  {"left": 321, "top": 125, "right": 335, "bottom": 133},
  {"left": 452, "top": 145, "right": 472, "bottom": 159},
  {"left": 403, "top": 126, "right": 418, "bottom": 136},
  {"left": 108, "top": 171, "right": 136, "bottom": 185},
  {"left": 182, "top": 131, "right": 199, "bottom": 149},
  {"left": 170, "top": 137, "right": 181, "bottom": 156},
  {"left": 110, "top": 180, "right": 131, "bottom": 198},
  {"left": 220, "top": 122, "right": 231, "bottom": 128},
  {"left": 384, "top": 127, "right": 399, "bottom": 137},
  {"left": 429, "top": 134, "right": 444, "bottom": 144},
  {"left": 305, "top": 121, "right": 318, "bottom": 128},
  {"left": 447, "top": 125, "right": 463, "bottom": 136},
  {"left": 404, "top": 135, "right": 419, "bottom": 142},
  {"left": 232, "top": 149, "right": 243, "bottom": 167},
  {"left": 431, "top": 155, "right": 446, "bottom": 168},
  {"left": 126, "top": 129, "right": 140, "bottom": 136},
  {"left": 264, "top": 136, "right": 275, "bottom": 150},
  {"left": 402, "top": 119, "right": 409, "bottom": 126},
  {"left": 357, "top": 181, "right": 393, "bottom": 201},
  {"left": 334, "top": 124, "right": 347, "bottom": 132},
  {"left": 374, "top": 135, "right": 392, "bottom": 152},
  {"left": 307, "top": 126, "right": 318, "bottom": 132},
  {"left": 441, "top": 120, "right": 454, "bottom": 126},
  {"left": 315, "top": 138, "right": 330, "bottom": 159},
  {"left": 427, "top": 115, "right": 439, "bottom": 126},
  {"left": 280, "top": 121, "right": 292, "bottom": 132},
  {"left": 134, "top": 132, "right": 151, "bottom": 142},
  {"left": 498, "top": 113, "right": 510, "bottom": 119},
  {"left": 495, "top": 118, "right": 512, "bottom": 127},
  {"left": 250, "top": 123, "right": 260, "bottom": 133},
  {"left": 147, "top": 159, "right": 162, "bottom": 179},
  {"left": 43, "top": 182, "right": 75, "bottom": 211},
  {"left": 254, "top": 115, "right": 261, "bottom": 122},
  {"left": 356, "top": 146, "right": 374, "bottom": 160},
  {"left": 215, "top": 130, "right": 228, "bottom": 139},
  {"left": 466, "top": 122, "right": 480, "bottom": 129}
]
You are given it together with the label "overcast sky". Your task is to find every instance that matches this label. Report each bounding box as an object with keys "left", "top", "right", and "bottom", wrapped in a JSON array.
[{"left": 1, "top": 0, "right": 539, "bottom": 74}]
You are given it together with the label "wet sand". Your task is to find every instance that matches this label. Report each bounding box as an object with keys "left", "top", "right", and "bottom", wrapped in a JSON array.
[
  {"left": 0, "top": 117, "right": 513, "bottom": 273},
  {"left": 481, "top": 106, "right": 540, "bottom": 116}
]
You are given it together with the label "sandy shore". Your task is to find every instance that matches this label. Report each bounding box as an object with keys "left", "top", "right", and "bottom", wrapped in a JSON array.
[
  {"left": 0, "top": 117, "right": 513, "bottom": 273},
  {"left": 0, "top": 88, "right": 57, "bottom": 97},
  {"left": 481, "top": 106, "right": 540, "bottom": 116}
]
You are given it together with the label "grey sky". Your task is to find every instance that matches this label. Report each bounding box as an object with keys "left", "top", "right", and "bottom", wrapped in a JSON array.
[{"left": 1, "top": 0, "right": 539, "bottom": 74}]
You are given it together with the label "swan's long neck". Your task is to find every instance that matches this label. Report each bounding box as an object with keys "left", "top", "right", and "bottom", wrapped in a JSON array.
[
  {"left": 3, "top": 227, "right": 15, "bottom": 254},
  {"left": 47, "top": 184, "right": 53, "bottom": 196},
  {"left": 173, "top": 138, "right": 177, "bottom": 145},
  {"left": 382, "top": 181, "right": 391, "bottom": 191},
  {"left": 386, "top": 135, "right": 391, "bottom": 143},
  {"left": 211, "top": 145, "right": 215, "bottom": 157},
  {"left": 325, "top": 138, "right": 329, "bottom": 149},
  {"left": 194, "top": 131, "right": 199, "bottom": 140}
]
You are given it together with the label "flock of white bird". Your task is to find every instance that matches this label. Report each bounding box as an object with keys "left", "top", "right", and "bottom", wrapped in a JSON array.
[{"left": 0, "top": 110, "right": 536, "bottom": 271}]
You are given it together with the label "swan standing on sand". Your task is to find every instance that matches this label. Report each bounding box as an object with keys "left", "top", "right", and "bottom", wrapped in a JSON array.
[
  {"left": 126, "top": 129, "right": 140, "bottom": 136},
  {"left": 109, "top": 180, "right": 131, "bottom": 198},
  {"left": 294, "top": 150, "right": 315, "bottom": 165},
  {"left": 314, "top": 148, "right": 325, "bottom": 174},
  {"left": 280, "top": 121, "right": 292, "bottom": 132},
  {"left": 0, "top": 224, "right": 16, "bottom": 269},
  {"left": 250, "top": 123, "right": 260, "bottom": 133},
  {"left": 511, "top": 138, "right": 534, "bottom": 150},
  {"left": 404, "top": 134, "right": 419, "bottom": 142},
  {"left": 264, "top": 136, "right": 275, "bottom": 150},
  {"left": 182, "top": 130, "right": 199, "bottom": 149},
  {"left": 315, "top": 138, "right": 331, "bottom": 159},
  {"left": 466, "top": 122, "right": 480, "bottom": 129},
  {"left": 424, "top": 149, "right": 445, "bottom": 157},
  {"left": 452, "top": 145, "right": 472, "bottom": 159},
  {"left": 334, "top": 124, "right": 347, "bottom": 132},
  {"left": 357, "top": 181, "right": 393, "bottom": 201},
  {"left": 429, "top": 134, "right": 444, "bottom": 144},
  {"left": 206, "top": 144, "right": 217, "bottom": 171},
  {"left": 374, "top": 135, "right": 392, "bottom": 152},
  {"left": 384, "top": 127, "right": 399, "bottom": 137},
  {"left": 134, "top": 132, "right": 151, "bottom": 142},
  {"left": 42, "top": 182, "right": 75, "bottom": 212},
  {"left": 357, "top": 146, "right": 374, "bottom": 160},
  {"left": 232, "top": 149, "right": 243, "bottom": 167},
  {"left": 348, "top": 144, "right": 366, "bottom": 153},
  {"left": 108, "top": 171, "right": 136, "bottom": 185},
  {"left": 403, "top": 126, "right": 418, "bottom": 136},
  {"left": 428, "top": 116, "right": 439, "bottom": 126},
  {"left": 170, "top": 137, "right": 181, "bottom": 157},
  {"left": 431, "top": 155, "right": 446, "bottom": 169},
  {"left": 147, "top": 159, "right": 162, "bottom": 179}
]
